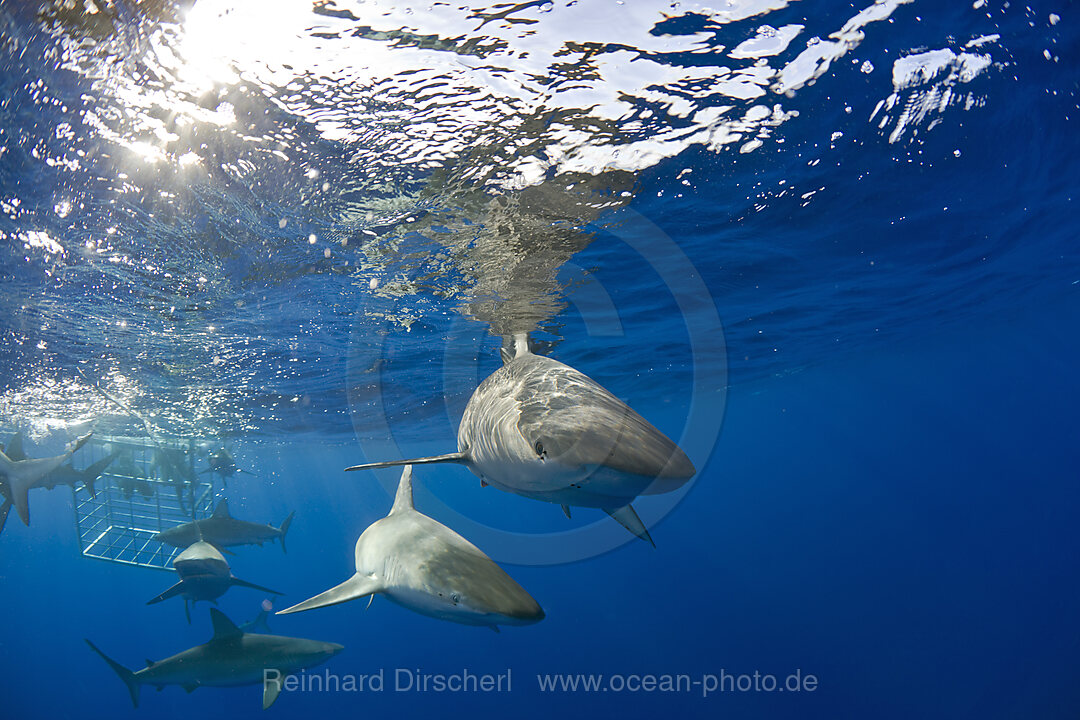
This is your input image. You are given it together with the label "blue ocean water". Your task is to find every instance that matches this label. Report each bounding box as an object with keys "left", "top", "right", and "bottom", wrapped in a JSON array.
[{"left": 1, "top": 0, "right": 1078, "bottom": 718}]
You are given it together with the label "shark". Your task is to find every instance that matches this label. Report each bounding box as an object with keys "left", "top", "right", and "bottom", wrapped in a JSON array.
[
  {"left": 152, "top": 446, "right": 196, "bottom": 512},
  {"left": 345, "top": 334, "right": 695, "bottom": 545},
  {"left": 147, "top": 540, "right": 283, "bottom": 623},
  {"left": 40, "top": 450, "right": 120, "bottom": 498},
  {"left": 0, "top": 432, "right": 93, "bottom": 527},
  {"left": 86, "top": 608, "right": 343, "bottom": 709},
  {"left": 153, "top": 500, "right": 295, "bottom": 553},
  {"left": 203, "top": 447, "right": 254, "bottom": 483},
  {"left": 278, "top": 465, "right": 544, "bottom": 631}
]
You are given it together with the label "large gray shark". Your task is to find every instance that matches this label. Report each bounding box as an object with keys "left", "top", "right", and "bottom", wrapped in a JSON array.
[
  {"left": 153, "top": 500, "right": 295, "bottom": 553},
  {"left": 86, "top": 608, "right": 343, "bottom": 709},
  {"left": 345, "top": 334, "right": 695, "bottom": 545},
  {"left": 147, "top": 540, "right": 282, "bottom": 623},
  {"left": 278, "top": 465, "right": 544, "bottom": 631},
  {"left": 0, "top": 432, "right": 92, "bottom": 526}
]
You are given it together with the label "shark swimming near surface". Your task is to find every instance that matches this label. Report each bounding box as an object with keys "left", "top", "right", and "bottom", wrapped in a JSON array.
[
  {"left": 0, "top": 432, "right": 93, "bottom": 527},
  {"left": 345, "top": 334, "right": 695, "bottom": 545},
  {"left": 278, "top": 465, "right": 544, "bottom": 631},
  {"left": 153, "top": 500, "right": 294, "bottom": 553},
  {"left": 147, "top": 540, "right": 283, "bottom": 623},
  {"left": 86, "top": 608, "right": 343, "bottom": 709}
]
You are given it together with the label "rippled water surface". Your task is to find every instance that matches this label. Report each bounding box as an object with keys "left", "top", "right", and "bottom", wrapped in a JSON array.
[
  {"left": 3, "top": 0, "right": 1075, "bottom": 442},
  {"left": 3, "top": 2, "right": 1080, "bottom": 719}
]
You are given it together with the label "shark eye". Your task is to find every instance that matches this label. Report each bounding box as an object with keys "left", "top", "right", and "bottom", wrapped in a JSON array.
[
  {"left": 534, "top": 441, "right": 545, "bottom": 457},
  {"left": 451, "top": 593, "right": 460, "bottom": 604}
]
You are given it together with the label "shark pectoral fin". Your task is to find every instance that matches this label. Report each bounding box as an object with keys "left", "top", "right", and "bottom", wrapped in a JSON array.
[
  {"left": 561, "top": 504, "right": 572, "bottom": 519},
  {"left": 183, "top": 683, "right": 198, "bottom": 694},
  {"left": 489, "top": 625, "right": 501, "bottom": 634},
  {"left": 603, "top": 504, "right": 655, "bottom": 548},
  {"left": 264, "top": 672, "right": 285, "bottom": 709},
  {"left": 146, "top": 581, "right": 186, "bottom": 605},
  {"left": 344, "top": 452, "right": 467, "bottom": 472},
  {"left": 276, "top": 574, "right": 382, "bottom": 615},
  {"left": 230, "top": 576, "right": 284, "bottom": 597}
]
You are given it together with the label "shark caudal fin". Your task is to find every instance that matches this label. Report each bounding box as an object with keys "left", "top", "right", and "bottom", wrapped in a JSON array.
[
  {"left": 9, "top": 476, "right": 31, "bottom": 526},
  {"left": 276, "top": 573, "right": 383, "bottom": 615},
  {"left": 230, "top": 575, "right": 284, "bottom": 597},
  {"left": 86, "top": 639, "right": 140, "bottom": 708},
  {"left": 603, "top": 504, "right": 655, "bottom": 548},
  {"left": 278, "top": 511, "right": 295, "bottom": 554},
  {"left": 344, "top": 452, "right": 467, "bottom": 472},
  {"left": 0, "top": 451, "right": 31, "bottom": 525}
]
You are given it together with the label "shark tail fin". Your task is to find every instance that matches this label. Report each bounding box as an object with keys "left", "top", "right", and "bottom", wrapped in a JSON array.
[
  {"left": 0, "top": 450, "right": 31, "bottom": 525},
  {"left": 86, "top": 639, "right": 140, "bottom": 708},
  {"left": 603, "top": 504, "right": 655, "bottom": 548},
  {"left": 10, "top": 478, "right": 30, "bottom": 526},
  {"left": 344, "top": 452, "right": 467, "bottom": 472},
  {"left": 278, "top": 511, "right": 295, "bottom": 554},
  {"left": 230, "top": 575, "right": 284, "bottom": 597},
  {"left": 276, "top": 573, "right": 382, "bottom": 615},
  {"left": 250, "top": 608, "right": 272, "bottom": 634}
]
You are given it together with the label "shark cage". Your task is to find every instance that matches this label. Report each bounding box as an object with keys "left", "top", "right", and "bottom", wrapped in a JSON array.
[{"left": 73, "top": 435, "right": 226, "bottom": 571}]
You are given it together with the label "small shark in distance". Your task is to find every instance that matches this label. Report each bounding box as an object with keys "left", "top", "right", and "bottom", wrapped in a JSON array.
[
  {"left": 153, "top": 500, "right": 295, "bottom": 553},
  {"left": 203, "top": 447, "right": 255, "bottom": 485},
  {"left": 86, "top": 608, "right": 343, "bottom": 709}
]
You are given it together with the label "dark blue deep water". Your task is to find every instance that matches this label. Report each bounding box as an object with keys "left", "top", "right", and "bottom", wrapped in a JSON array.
[{"left": 1, "top": 0, "right": 1078, "bottom": 718}]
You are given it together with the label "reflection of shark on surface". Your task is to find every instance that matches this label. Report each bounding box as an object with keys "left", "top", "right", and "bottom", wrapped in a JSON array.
[
  {"left": 279, "top": 465, "right": 544, "bottom": 632},
  {"left": 86, "top": 608, "right": 343, "bottom": 709},
  {"left": 153, "top": 500, "right": 294, "bottom": 553},
  {"left": 346, "top": 334, "right": 695, "bottom": 546},
  {"left": 0, "top": 432, "right": 93, "bottom": 528},
  {"left": 147, "top": 540, "right": 282, "bottom": 623}
]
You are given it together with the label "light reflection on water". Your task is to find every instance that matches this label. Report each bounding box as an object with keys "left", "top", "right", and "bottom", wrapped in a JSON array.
[{"left": 0, "top": 0, "right": 1006, "bottom": 438}]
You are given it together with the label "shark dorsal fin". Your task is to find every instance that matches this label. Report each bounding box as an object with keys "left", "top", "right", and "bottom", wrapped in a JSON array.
[
  {"left": 211, "top": 500, "right": 230, "bottom": 519},
  {"left": 500, "top": 333, "right": 532, "bottom": 365},
  {"left": 209, "top": 608, "right": 243, "bottom": 641},
  {"left": 5, "top": 432, "right": 26, "bottom": 462},
  {"left": 389, "top": 466, "right": 414, "bottom": 515}
]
